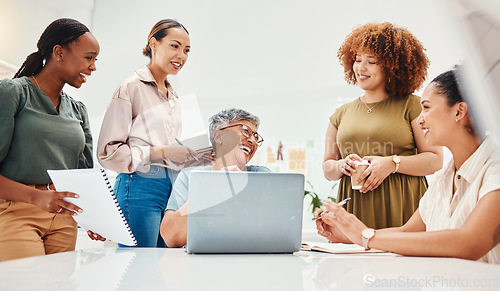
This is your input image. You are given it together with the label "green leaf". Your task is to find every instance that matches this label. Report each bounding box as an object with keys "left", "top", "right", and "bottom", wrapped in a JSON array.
[{"left": 311, "top": 196, "right": 322, "bottom": 213}]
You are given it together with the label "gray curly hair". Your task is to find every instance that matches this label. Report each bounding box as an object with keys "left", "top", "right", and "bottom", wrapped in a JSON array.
[{"left": 208, "top": 108, "right": 260, "bottom": 147}]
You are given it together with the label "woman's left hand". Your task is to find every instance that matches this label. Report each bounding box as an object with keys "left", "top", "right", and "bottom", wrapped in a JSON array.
[
  {"left": 357, "top": 156, "right": 394, "bottom": 193},
  {"left": 321, "top": 201, "right": 368, "bottom": 246}
]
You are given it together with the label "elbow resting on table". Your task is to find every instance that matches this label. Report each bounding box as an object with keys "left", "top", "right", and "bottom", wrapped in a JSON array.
[
  {"left": 160, "top": 215, "right": 186, "bottom": 248},
  {"left": 453, "top": 239, "right": 492, "bottom": 261},
  {"left": 439, "top": 228, "right": 494, "bottom": 261}
]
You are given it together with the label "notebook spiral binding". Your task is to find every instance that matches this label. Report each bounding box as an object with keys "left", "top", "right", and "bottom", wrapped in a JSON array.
[{"left": 100, "top": 169, "right": 137, "bottom": 245}]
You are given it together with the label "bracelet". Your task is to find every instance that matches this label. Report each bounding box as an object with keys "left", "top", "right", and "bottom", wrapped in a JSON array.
[{"left": 161, "top": 147, "right": 166, "bottom": 160}]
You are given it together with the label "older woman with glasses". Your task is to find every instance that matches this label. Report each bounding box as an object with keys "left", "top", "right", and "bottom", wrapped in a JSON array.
[{"left": 160, "top": 108, "right": 270, "bottom": 247}]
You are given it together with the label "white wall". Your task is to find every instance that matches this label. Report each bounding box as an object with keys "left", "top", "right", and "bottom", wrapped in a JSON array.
[
  {"left": 0, "top": 0, "right": 94, "bottom": 65},
  {"left": 1, "top": 0, "right": 465, "bottom": 231}
]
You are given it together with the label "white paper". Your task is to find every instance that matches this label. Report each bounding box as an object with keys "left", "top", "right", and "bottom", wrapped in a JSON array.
[
  {"left": 180, "top": 130, "right": 211, "bottom": 152},
  {"left": 178, "top": 93, "right": 206, "bottom": 140},
  {"left": 47, "top": 169, "right": 137, "bottom": 246}
]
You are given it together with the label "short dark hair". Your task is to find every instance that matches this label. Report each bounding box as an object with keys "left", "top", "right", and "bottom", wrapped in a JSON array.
[
  {"left": 431, "top": 69, "right": 464, "bottom": 107},
  {"left": 432, "top": 67, "right": 477, "bottom": 135}
]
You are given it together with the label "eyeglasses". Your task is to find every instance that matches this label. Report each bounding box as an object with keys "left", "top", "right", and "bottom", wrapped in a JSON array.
[{"left": 218, "top": 124, "right": 264, "bottom": 146}]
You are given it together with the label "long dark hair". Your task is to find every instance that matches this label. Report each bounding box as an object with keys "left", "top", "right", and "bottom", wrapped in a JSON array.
[
  {"left": 13, "top": 18, "right": 90, "bottom": 78},
  {"left": 142, "top": 19, "right": 189, "bottom": 58}
]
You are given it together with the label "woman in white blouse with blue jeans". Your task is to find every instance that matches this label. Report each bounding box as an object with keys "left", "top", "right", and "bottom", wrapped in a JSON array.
[
  {"left": 315, "top": 68, "right": 500, "bottom": 264},
  {"left": 96, "top": 20, "right": 204, "bottom": 248}
]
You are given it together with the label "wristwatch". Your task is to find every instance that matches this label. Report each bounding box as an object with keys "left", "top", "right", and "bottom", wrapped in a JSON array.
[
  {"left": 392, "top": 155, "right": 401, "bottom": 173},
  {"left": 361, "top": 228, "right": 375, "bottom": 250}
]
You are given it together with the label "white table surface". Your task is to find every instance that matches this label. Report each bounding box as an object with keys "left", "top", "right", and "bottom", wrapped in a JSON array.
[{"left": 0, "top": 247, "right": 499, "bottom": 290}]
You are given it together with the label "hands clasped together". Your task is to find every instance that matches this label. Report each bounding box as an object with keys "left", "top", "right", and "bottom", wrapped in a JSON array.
[{"left": 340, "top": 154, "right": 395, "bottom": 193}]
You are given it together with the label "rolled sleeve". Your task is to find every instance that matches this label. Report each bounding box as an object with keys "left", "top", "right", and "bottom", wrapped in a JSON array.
[
  {"left": 97, "top": 93, "right": 151, "bottom": 173},
  {"left": 478, "top": 161, "right": 500, "bottom": 200}
]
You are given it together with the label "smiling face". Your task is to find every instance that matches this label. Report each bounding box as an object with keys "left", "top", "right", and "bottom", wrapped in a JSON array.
[
  {"left": 353, "top": 52, "right": 386, "bottom": 93},
  {"left": 59, "top": 32, "right": 100, "bottom": 88},
  {"left": 216, "top": 120, "right": 260, "bottom": 165},
  {"left": 419, "top": 83, "right": 459, "bottom": 147},
  {"left": 150, "top": 27, "right": 190, "bottom": 76}
]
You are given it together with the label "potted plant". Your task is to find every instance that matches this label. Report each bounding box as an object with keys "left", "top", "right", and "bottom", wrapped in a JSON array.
[{"left": 304, "top": 180, "right": 339, "bottom": 213}]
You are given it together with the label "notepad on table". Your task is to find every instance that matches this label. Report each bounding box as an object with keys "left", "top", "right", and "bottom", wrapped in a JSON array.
[
  {"left": 47, "top": 168, "right": 137, "bottom": 246},
  {"left": 301, "top": 242, "right": 388, "bottom": 254}
]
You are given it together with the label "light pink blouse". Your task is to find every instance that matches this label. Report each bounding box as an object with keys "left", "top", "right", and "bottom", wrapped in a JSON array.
[{"left": 97, "top": 66, "right": 182, "bottom": 173}]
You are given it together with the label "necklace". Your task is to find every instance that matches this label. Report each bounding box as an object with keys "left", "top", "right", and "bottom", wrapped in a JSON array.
[
  {"left": 31, "top": 75, "right": 41, "bottom": 89},
  {"left": 31, "top": 75, "right": 61, "bottom": 110},
  {"left": 360, "top": 96, "right": 382, "bottom": 113}
]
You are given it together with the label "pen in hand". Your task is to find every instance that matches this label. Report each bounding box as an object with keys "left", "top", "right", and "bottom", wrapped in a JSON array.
[
  {"left": 174, "top": 138, "right": 200, "bottom": 162},
  {"left": 312, "top": 197, "right": 351, "bottom": 220}
]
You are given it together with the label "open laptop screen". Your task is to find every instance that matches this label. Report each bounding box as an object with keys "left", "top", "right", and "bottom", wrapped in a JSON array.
[{"left": 186, "top": 171, "right": 304, "bottom": 254}]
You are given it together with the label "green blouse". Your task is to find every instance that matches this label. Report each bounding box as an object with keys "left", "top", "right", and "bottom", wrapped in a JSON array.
[{"left": 0, "top": 77, "right": 93, "bottom": 185}]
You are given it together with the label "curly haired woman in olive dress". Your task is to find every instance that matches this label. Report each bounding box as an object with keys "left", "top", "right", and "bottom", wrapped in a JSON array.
[{"left": 323, "top": 22, "right": 443, "bottom": 228}]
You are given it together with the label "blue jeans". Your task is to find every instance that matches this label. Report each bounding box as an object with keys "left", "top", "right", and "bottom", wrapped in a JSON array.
[{"left": 114, "top": 166, "right": 172, "bottom": 248}]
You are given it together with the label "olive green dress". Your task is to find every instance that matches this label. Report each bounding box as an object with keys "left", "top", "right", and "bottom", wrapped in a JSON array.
[{"left": 330, "top": 95, "right": 428, "bottom": 229}]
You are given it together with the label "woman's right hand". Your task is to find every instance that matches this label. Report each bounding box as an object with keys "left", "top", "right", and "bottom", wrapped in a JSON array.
[
  {"left": 32, "top": 188, "right": 82, "bottom": 215},
  {"left": 338, "top": 154, "right": 362, "bottom": 177},
  {"left": 161, "top": 144, "right": 200, "bottom": 163},
  {"left": 87, "top": 230, "right": 107, "bottom": 241},
  {"left": 314, "top": 208, "right": 352, "bottom": 244}
]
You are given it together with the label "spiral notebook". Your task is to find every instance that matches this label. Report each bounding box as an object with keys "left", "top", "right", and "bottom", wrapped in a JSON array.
[
  {"left": 301, "top": 242, "right": 390, "bottom": 254},
  {"left": 47, "top": 169, "right": 137, "bottom": 246}
]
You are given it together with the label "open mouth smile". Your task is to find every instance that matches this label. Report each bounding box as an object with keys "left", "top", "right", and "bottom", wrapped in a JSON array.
[
  {"left": 171, "top": 62, "right": 182, "bottom": 70},
  {"left": 239, "top": 144, "right": 252, "bottom": 156},
  {"left": 80, "top": 73, "right": 89, "bottom": 82}
]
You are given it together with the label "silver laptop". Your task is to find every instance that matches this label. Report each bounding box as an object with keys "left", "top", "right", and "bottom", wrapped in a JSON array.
[{"left": 186, "top": 171, "right": 304, "bottom": 254}]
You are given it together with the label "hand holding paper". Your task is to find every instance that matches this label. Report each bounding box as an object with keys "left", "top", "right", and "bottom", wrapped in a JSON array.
[{"left": 47, "top": 169, "right": 137, "bottom": 246}]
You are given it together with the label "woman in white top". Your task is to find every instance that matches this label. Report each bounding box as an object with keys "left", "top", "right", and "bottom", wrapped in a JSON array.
[
  {"left": 315, "top": 68, "right": 500, "bottom": 264},
  {"left": 96, "top": 19, "right": 204, "bottom": 247}
]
